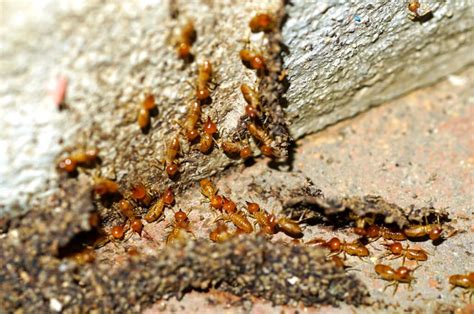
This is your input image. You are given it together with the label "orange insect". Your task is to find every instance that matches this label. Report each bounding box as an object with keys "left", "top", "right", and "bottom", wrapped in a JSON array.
[
  {"left": 199, "top": 117, "right": 217, "bottom": 154},
  {"left": 58, "top": 157, "right": 77, "bottom": 173},
  {"left": 240, "top": 49, "right": 265, "bottom": 71},
  {"left": 111, "top": 225, "right": 125, "bottom": 240},
  {"left": 249, "top": 13, "right": 274, "bottom": 33},
  {"left": 246, "top": 202, "right": 277, "bottom": 235},
  {"left": 323, "top": 237, "right": 369, "bottom": 258},
  {"left": 182, "top": 100, "right": 201, "bottom": 141},
  {"left": 277, "top": 217, "right": 303, "bottom": 238},
  {"left": 142, "top": 94, "right": 156, "bottom": 111},
  {"left": 196, "top": 60, "right": 212, "bottom": 101},
  {"left": 144, "top": 188, "right": 175, "bottom": 223},
  {"left": 93, "top": 178, "right": 120, "bottom": 196},
  {"left": 164, "top": 136, "right": 181, "bottom": 177},
  {"left": 166, "top": 209, "right": 196, "bottom": 244},
  {"left": 176, "top": 20, "right": 196, "bottom": 60},
  {"left": 209, "top": 222, "right": 235, "bottom": 243},
  {"left": 375, "top": 264, "right": 418, "bottom": 295},
  {"left": 241, "top": 83, "right": 261, "bottom": 119},
  {"left": 381, "top": 242, "right": 428, "bottom": 263},
  {"left": 118, "top": 199, "right": 135, "bottom": 220},
  {"left": 199, "top": 178, "right": 223, "bottom": 210},
  {"left": 130, "top": 218, "right": 143, "bottom": 236},
  {"left": 221, "top": 141, "right": 253, "bottom": 159},
  {"left": 404, "top": 223, "right": 443, "bottom": 241},
  {"left": 220, "top": 197, "right": 253, "bottom": 233},
  {"left": 408, "top": 0, "right": 420, "bottom": 14},
  {"left": 357, "top": 225, "right": 407, "bottom": 241},
  {"left": 449, "top": 272, "right": 474, "bottom": 300},
  {"left": 246, "top": 122, "right": 274, "bottom": 157},
  {"left": 130, "top": 183, "right": 152, "bottom": 206}
]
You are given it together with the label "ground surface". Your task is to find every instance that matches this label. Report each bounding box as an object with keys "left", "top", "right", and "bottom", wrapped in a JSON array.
[{"left": 103, "top": 68, "right": 473, "bottom": 313}]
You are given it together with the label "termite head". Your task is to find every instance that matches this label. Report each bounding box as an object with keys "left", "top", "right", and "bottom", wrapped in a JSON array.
[
  {"left": 250, "top": 55, "right": 265, "bottom": 70},
  {"left": 246, "top": 201, "right": 260, "bottom": 214},
  {"left": 222, "top": 197, "right": 237, "bottom": 213},
  {"left": 249, "top": 13, "right": 274, "bottom": 33},
  {"left": 203, "top": 117, "right": 217, "bottom": 135},
  {"left": 327, "top": 237, "right": 342, "bottom": 252},
  {"left": 58, "top": 157, "right": 77, "bottom": 173},
  {"left": 196, "top": 87, "right": 210, "bottom": 101},
  {"left": 408, "top": 0, "right": 420, "bottom": 13},
  {"left": 387, "top": 242, "right": 403, "bottom": 254},
  {"left": 163, "top": 188, "right": 175, "bottom": 205},
  {"left": 260, "top": 145, "right": 273, "bottom": 157},
  {"left": 245, "top": 104, "right": 259, "bottom": 119},
  {"left": 366, "top": 225, "right": 380, "bottom": 238},
  {"left": 166, "top": 162, "right": 179, "bottom": 178},
  {"left": 175, "top": 209, "right": 188, "bottom": 223},
  {"left": 130, "top": 219, "right": 143, "bottom": 235},
  {"left": 240, "top": 146, "right": 252, "bottom": 159},
  {"left": 210, "top": 195, "right": 223, "bottom": 210},
  {"left": 111, "top": 225, "right": 125, "bottom": 240},
  {"left": 142, "top": 94, "right": 156, "bottom": 111},
  {"left": 177, "top": 43, "right": 191, "bottom": 59},
  {"left": 186, "top": 129, "right": 200, "bottom": 142},
  {"left": 429, "top": 226, "right": 442, "bottom": 240},
  {"left": 131, "top": 183, "right": 148, "bottom": 201}
]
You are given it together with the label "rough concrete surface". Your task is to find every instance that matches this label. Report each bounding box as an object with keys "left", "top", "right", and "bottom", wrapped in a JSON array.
[{"left": 283, "top": 0, "right": 474, "bottom": 138}]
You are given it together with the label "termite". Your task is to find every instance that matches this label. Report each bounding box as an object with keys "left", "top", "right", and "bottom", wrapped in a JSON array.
[
  {"left": 111, "top": 225, "right": 126, "bottom": 240},
  {"left": 404, "top": 223, "right": 443, "bottom": 241},
  {"left": 221, "top": 197, "right": 253, "bottom": 233},
  {"left": 142, "top": 94, "right": 156, "bottom": 111},
  {"left": 326, "top": 237, "right": 370, "bottom": 258},
  {"left": 176, "top": 20, "right": 196, "bottom": 60},
  {"left": 375, "top": 264, "right": 418, "bottom": 295},
  {"left": 130, "top": 183, "right": 152, "bottom": 206},
  {"left": 70, "top": 148, "right": 100, "bottom": 166},
  {"left": 118, "top": 199, "right": 136, "bottom": 220},
  {"left": 58, "top": 148, "right": 100, "bottom": 173},
  {"left": 199, "top": 117, "right": 218, "bottom": 154},
  {"left": 246, "top": 122, "right": 274, "bottom": 157},
  {"left": 58, "top": 157, "right": 77, "bottom": 173},
  {"left": 199, "top": 178, "right": 223, "bottom": 210},
  {"left": 182, "top": 100, "right": 201, "bottom": 141},
  {"left": 449, "top": 273, "right": 474, "bottom": 300},
  {"left": 240, "top": 49, "right": 265, "bottom": 71},
  {"left": 166, "top": 209, "right": 196, "bottom": 244},
  {"left": 249, "top": 13, "right": 274, "bottom": 33},
  {"left": 196, "top": 60, "right": 212, "bottom": 101},
  {"left": 209, "top": 222, "right": 235, "bottom": 243},
  {"left": 144, "top": 187, "right": 175, "bottom": 223},
  {"left": 164, "top": 136, "right": 181, "bottom": 177},
  {"left": 130, "top": 218, "right": 143, "bottom": 236},
  {"left": 277, "top": 217, "right": 303, "bottom": 239},
  {"left": 241, "top": 83, "right": 261, "bottom": 118},
  {"left": 381, "top": 242, "right": 428, "bottom": 263},
  {"left": 221, "top": 141, "right": 253, "bottom": 159},
  {"left": 93, "top": 178, "right": 120, "bottom": 196},
  {"left": 69, "top": 248, "right": 96, "bottom": 265},
  {"left": 246, "top": 202, "right": 278, "bottom": 235}
]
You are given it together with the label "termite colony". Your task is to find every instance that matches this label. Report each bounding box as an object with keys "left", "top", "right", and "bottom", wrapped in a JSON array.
[
  {"left": 52, "top": 6, "right": 469, "bottom": 305},
  {"left": 54, "top": 12, "right": 293, "bottom": 257},
  {"left": 300, "top": 202, "right": 463, "bottom": 296}
]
